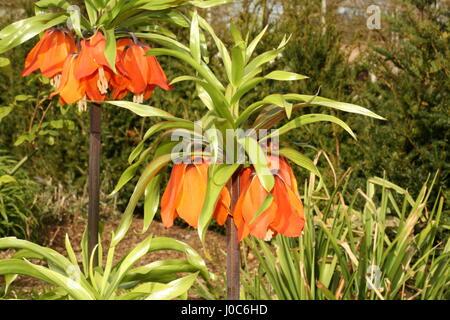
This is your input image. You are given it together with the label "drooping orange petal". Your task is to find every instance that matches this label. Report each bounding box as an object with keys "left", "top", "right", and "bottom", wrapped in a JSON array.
[
  {"left": 22, "top": 29, "right": 53, "bottom": 76},
  {"left": 41, "top": 30, "right": 75, "bottom": 78},
  {"left": 85, "top": 72, "right": 104, "bottom": 101},
  {"left": 116, "top": 50, "right": 129, "bottom": 79},
  {"left": 75, "top": 39, "right": 98, "bottom": 79},
  {"left": 110, "top": 63, "right": 130, "bottom": 99},
  {"left": 143, "top": 85, "right": 155, "bottom": 100},
  {"left": 161, "top": 163, "right": 186, "bottom": 228},
  {"left": 176, "top": 164, "right": 208, "bottom": 228},
  {"left": 233, "top": 193, "right": 251, "bottom": 242},
  {"left": 233, "top": 174, "right": 277, "bottom": 240},
  {"left": 214, "top": 187, "right": 231, "bottom": 226},
  {"left": 146, "top": 52, "right": 173, "bottom": 91},
  {"left": 51, "top": 54, "right": 86, "bottom": 104},
  {"left": 271, "top": 156, "right": 292, "bottom": 187},
  {"left": 88, "top": 32, "right": 109, "bottom": 67},
  {"left": 270, "top": 178, "right": 304, "bottom": 237},
  {"left": 249, "top": 201, "right": 278, "bottom": 240},
  {"left": 122, "top": 45, "right": 148, "bottom": 94},
  {"left": 245, "top": 177, "right": 277, "bottom": 239},
  {"left": 116, "top": 38, "right": 134, "bottom": 51},
  {"left": 49, "top": 54, "right": 70, "bottom": 99},
  {"left": 111, "top": 86, "right": 129, "bottom": 100},
  {"left": 233, "top": 167, "right": 256, "bottom": 241},
  {"left": 238, "top": 167, "right": 253, "bottom": 197}
]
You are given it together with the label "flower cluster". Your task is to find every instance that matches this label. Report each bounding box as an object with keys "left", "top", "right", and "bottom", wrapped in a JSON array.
[
  {"left": 161, "top": 156, "right": 305, "bottom": 241},
  {"left": 22, "top": 28, "right": 172, "bottom": 111}
]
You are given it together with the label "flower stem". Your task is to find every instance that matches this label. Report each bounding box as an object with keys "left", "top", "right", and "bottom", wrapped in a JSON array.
[
  {"left": 226, "top": 174, "right": 240, "bottom": 300},
  {"left": 88, "top": 103, "right": 101, "bottom": 266}
]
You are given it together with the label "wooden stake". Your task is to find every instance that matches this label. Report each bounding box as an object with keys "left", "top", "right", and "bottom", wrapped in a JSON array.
[
  {"left": 226, "top": 174, "right": 240, "bottom": 300},
  {"left": 88, "top": 103, "right": 101, "bottom": 265}
]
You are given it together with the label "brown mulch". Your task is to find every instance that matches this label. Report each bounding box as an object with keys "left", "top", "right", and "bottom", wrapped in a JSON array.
[{"left": 0, "top": 214, "right": 232, "bottom": 298}]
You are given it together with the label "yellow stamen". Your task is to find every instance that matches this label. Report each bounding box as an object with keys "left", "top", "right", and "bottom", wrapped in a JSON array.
[
  {"left": 133, "top": 94, "right": 144, "bottom": 104},
  {"left": 50, "top": 74, "right": 62, "bottom": 89},
  {"left": 78, "top": 96, "right": 87, "bottom": 112},
  {"left": 97, "top": 67, "right": 108, "bottom": 94},
  {"left": 264, "top": 229, "right": 274, "bottom": 241}
]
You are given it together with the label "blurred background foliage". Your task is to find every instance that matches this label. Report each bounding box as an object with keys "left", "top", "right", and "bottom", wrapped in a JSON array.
[{"left": 0, "top": 0, "right": 448, "bottom": 240}]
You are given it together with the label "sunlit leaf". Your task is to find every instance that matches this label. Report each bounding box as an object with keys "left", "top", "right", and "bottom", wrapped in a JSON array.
[{"left": 264, "top": 70, "right": 308, "bottom": 81}]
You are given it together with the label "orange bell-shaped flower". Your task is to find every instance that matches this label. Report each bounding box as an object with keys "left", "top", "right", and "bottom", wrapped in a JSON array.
[
  {"left": 233, "top": 155, "right": 305, "bottom": 242},
  {"left": 22, "top": 28, "right": 76, "bottom": 85},
  {"left": 110, "top": 38, "right": 133, "bottom": 100},
  {"left": 50, "top": 53, "right": 86, "bottom": 105},
  {"left": 50, "top": 32, "right": 114, "bottom": 108},
  {"left": 115, "top": 38, "right": 172, "bottom": 103},
  {"left": 75, "top": 31, "right": 110, "bottom": 80},
  {"left": 73, "top": 31, "right": 112, "bottom": 101},
  {"left": 161, "top": 157, "right": 230, "bottom": 228}
]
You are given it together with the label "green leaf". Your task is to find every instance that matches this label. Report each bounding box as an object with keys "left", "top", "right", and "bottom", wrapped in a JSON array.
[
  {"left": 190, "top": 11, "right": 201, "bottom": 63},
  {"left": 197, "top": 16, "right": 232, "bottom": 83},
  {"left": 112, "top": 154, "right": 173, "bottom": 246},
  {"left": 110, "top": 160, "right": 143, "bottom": 196},
  {"left": 0, "top": 237, "right": 96, "bottom": 298},
  {"left": 368, "top": 177, "right": 415, "bottom": 205},
  {"left": 50, "top": 119, "right": 75, "bottom": 130},
  {"left": 231, "top": 44, "right": 245, "bottom": 87},
  {"left": 104, "top": 29, "right": 117, "bottom": 73},
  {"left": 198, "top": 164, "right": 240, "bottom": 244},
  {"left": 249, "top": 193, "right": 274, "bottom": 225},
  {"left": 106, "top": 101, "right": 178, "bottom": 119},
  {"left": 264, "top": 71, "right": 308, "bottom": 81},
  {"left": 0, "top": 13, "right": 59, "bottom": 39},
  {"left": 148, "top": 48, "right": 225, "bottom": 91},
  {"left": 149, "top": 237, "right": 209, "bottom": 279},
  {"left": 104, "top": 236, "right": 153, "bottom": 299},
  {"left": 238, "top": 136, "right": 274, "bottom": 192},
  {"left": 230, "top": 23, "right": 243, "bottom": 44},
  {"left": 262, "top": 114, "right": 357, "bottom": 141},
  {"left": 0, "top": 57, "right": 10, "bottom": 67},
  {"left": 0, "top": 175, "right": 17, "bottom": 186},
  {"left": 67, "top": 4, "right": 82, "bottom": 37},
  {"left": 85, "top": 0, "right": 98, "bottom": 25},
  {"left": 316, "top": 280, "right": 336, "bottom": 300},
  {"left": 15, "top": 94, "right": 33, "bottom": 102},
  {"left": 278, "top": 148, "right": 321, "bottom": 178},
  {"left": 284, "top": 94, "right": 385, "bottom": 120},
  {"left": 128, "top": 121, "right": 195, "bottom": 164},
  {"left": 0, "top": 106, "right": 13, "bottom": 122},
  {"left": 263, "top": 94, "right": 293, "bottom": 119},
  {"left": 246, "top": 25, "right": 268, "bottom": 61},
  {"left": 135, "top": 32, "right": 189, "bottom": 53},
  {"left": 230, "top": 77, "right": 264, "bottom": 106},
  {"left": 145, "top": 272, "right": 199, "bottom": 300},
  {"left": 142, "top": 175, "right": 161, "bottom": 233},
  {"left": 0, "top": 14, "right": 67, "bottom": 54},
  {"left": 46, "top": 136, "right": 55, "bottom": 145},
  {"left": 14, "top": 133, "right": 35, "bottom": 146},
  {"left": 64, "top": 234, "right": 79, "bottom": 267},
  {"left": 244, "top": 48, "right": 281, "bottom": 75},
  {"left": 0, "top": 259, "right": 55, "bottom": 286},
  {"left": 166, "top": 10, "right": 190, "bottom": 27},
  {"left": 123, "top": 259, "right": 200, "bottom": 283},
  {"left": 80, "top": 229, "right": 89, "bottom": 276},
  {"left": 34, "top": 0, "right": 70, "bottom": 12},
  {"left": 189, "top": 0, "right": 233, "bottom": 8}
]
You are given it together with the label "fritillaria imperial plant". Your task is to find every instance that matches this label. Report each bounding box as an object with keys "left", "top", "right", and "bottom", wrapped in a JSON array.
[{"left": 108, "top": 13, "right": 384, "bottom": 298}]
